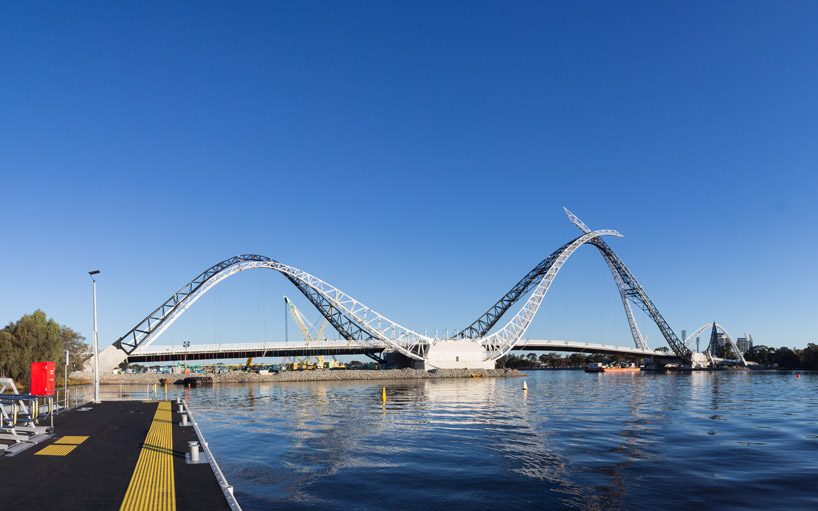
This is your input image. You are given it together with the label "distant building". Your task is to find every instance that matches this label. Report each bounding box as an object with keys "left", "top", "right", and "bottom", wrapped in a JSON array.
[{"left": 736, "top": 333, "right": 753, "bottom": 354}]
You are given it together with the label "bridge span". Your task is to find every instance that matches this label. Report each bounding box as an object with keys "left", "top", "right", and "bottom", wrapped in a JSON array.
[
  {"left": 92, "top": 208, "right": 744, "bottom": 372},
  {"left": 126, "top": 340, "right": 678, "bottom": 364}
]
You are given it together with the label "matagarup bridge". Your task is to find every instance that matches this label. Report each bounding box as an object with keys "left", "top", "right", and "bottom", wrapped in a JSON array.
[{"left": 91, "top": 209, "right": 746, "bottom": 371}]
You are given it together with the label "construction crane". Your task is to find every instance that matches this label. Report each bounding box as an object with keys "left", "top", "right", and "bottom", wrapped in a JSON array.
[{"left": 284, "top": 296, "right": 344, "bottom": 370}]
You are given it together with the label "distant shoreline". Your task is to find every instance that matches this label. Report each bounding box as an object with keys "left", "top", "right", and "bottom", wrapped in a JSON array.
[{"left": 70, "top": 367, "right": 526, "bottom": 385}]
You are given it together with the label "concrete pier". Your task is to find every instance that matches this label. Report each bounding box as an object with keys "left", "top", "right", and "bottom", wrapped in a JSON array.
[{"left": 421, "top": 340, "right": 496, "bottom": 370}]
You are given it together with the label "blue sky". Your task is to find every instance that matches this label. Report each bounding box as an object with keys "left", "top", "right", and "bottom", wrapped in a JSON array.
[{"left": 1, "top": 1, "right": 816, "bottom": 351}]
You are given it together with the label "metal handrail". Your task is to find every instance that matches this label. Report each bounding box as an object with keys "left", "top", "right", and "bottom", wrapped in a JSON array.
[{"left": 183, "top": 400, "right": 242, "bottom": 511}]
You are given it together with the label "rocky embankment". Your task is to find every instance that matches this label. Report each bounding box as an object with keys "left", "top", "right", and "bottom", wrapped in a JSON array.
[{"left": 70, "top": 368, "right": 524, "bottom": 385}]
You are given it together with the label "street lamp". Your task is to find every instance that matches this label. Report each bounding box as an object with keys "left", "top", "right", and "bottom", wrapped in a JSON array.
[
  {"left": 88, "top": 270, "right": 101, "bottom": 404},
  {"left": 183, "top": 341, "right": 191, "bottom": 372}
]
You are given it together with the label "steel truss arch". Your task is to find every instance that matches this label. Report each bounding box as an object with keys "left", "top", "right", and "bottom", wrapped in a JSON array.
[
  {"left": 458, "top": 209, "right": 690, "bottom": 362},
  {"left": 114, "top": 255, "right": 433, "bottom": 361},
  {"left": 481, "top": 229, "right": 623, "bottom": 361},
  {"left": 683, "top": 322, "right": 747, "bottom": 366},
  {"left": 451, "top": 238, "right": 574, "bottom": 340}
]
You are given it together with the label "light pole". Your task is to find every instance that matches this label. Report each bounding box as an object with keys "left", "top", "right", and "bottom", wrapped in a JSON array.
[
  {"left": 183, "top": 341, "right": 191, "bottom": 372},
  {"left": 283, "top": 297, "right": 289, "bottom": 343},
  {"left": 64, "top": 349, "right": 69, "bottom": 408},
  {"left": 89, "top": 270, "right": 101, "bottom": 404}
]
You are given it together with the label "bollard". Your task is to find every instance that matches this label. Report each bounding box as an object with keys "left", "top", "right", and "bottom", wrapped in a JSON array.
[
  {"left": 181, "top": 413, "right": 189, "bottom": 426},
  {"left": 176, "top": 396, "right": 181, "bottom": 404},
  {"left": 188, "top": 441, "right": 200, "bottom": 463},
  {"left": 177, "top": 403, "right": 185, "bottom": 414}
]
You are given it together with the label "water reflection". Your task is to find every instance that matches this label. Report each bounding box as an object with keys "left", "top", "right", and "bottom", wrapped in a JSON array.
[{"left": 187, "top": 371, "right": 818, "bottom": 511}]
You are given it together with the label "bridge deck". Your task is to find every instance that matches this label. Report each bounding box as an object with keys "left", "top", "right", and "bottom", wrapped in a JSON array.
[
  {"left": 127, "top": 339, "right": 677, "bottom": 363},
  {"left": 0, "top": 401, "right": 230, "bottom": 510}
]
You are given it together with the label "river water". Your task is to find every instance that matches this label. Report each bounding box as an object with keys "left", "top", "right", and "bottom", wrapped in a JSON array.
[{"left": 183, "top": 370, "right": 818, "bottom": 510}]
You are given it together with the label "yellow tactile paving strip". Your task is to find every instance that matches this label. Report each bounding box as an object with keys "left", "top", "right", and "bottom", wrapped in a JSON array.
[
  {"left": 55, "top": 435, "right": 89, "bottom": 445},
  {"left": 34, "top": 435, "right": 90, "bottom": 456},
  {"left": 119, "top": 401, "right": 175, "bottom": 511},
  {"left": 35, "top": 444, "right": 77, "bottom": 456}
]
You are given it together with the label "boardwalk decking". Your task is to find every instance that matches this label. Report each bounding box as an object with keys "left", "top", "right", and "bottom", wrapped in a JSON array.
[{"left": 0, "top": 401, "right": 230, "bottom": 510}]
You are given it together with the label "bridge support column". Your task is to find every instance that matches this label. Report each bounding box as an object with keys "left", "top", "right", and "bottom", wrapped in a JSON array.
[
  {"left": 382, "top": 351, "right": 419, "bottom": 369},
  {"left": 690, "top": 352, "right": 713, "bottom": 369},
  {"left": 421, "top": 341, "right": 496, "bottom": 370},
  {"left": 83, "top": 345, "right": 129, "bottom": 373}
]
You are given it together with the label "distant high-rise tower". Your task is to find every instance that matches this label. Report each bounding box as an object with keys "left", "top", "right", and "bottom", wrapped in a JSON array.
[{"left": 736, "top": 332, "right": 753, "bottom": 354}]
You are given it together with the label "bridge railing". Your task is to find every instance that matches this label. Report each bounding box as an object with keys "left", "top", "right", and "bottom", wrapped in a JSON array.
[
  {"left": 130, "top": 338, "right": 670, "bottom": 357},
  {"left": 513, "top": 339, "right": 657, "bottom": 351},
  {"left": 132, "top": 340, "right": 386, "bottom": 355}
]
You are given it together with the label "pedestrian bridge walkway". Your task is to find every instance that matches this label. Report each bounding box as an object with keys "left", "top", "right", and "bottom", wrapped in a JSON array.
[{"left": 127, "top": 339, "right": 677, "bottom": 363}]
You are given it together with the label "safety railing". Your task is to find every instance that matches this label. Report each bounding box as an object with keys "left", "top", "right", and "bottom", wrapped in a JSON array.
[
  {"left": 98, "top": 383, "right": 170, "bottom": 402},
  {"left": 180, "top": 398, "right": 242, "bottom": 511},
  {"left": 52, "top": 383, "right": 173, "bottom": 411},
  {"left": 53, "top": 385, "right": 93, "bottom": 412}
]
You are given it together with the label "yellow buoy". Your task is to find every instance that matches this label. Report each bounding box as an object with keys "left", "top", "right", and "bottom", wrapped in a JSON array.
[{"left": 381, "top": 386, "right": 387, "bottom": 402}]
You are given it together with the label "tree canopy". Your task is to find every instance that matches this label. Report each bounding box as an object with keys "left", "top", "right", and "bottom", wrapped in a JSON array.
[
  {"left": 0, "top": 310, "right": 89, "bottom": 385},
  {"left": 744, "top": 343, "right": 818, "bottom": 370}
]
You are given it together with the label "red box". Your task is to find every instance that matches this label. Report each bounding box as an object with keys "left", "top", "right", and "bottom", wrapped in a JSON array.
[{"left": 30, "top": 361, "right": 56, "bottom": 396}]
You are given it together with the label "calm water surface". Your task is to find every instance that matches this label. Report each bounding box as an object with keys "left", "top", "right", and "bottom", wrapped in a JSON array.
[{"left": 184, "top": 371, "right": 818, "bottom": 510}]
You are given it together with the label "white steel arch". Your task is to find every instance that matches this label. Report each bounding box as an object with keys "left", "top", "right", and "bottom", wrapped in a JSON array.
[
  {"left": 118, "top": 229, "right": 623, "bottom": 366},
  {"left": 481, "top": 229, "right": 622, "bottom": 361},
  {"left": 683, "top": 322, "right": 747, "bottom": 366},
  {"left": 131, "top": 260, "right": 433, "bottom": 361}
]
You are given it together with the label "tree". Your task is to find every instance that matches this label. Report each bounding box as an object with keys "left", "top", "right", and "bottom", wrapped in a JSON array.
[
  {"left": 504, "top": 354, "right": 539, "bottom": 369},
  {"left": 61, "top": 324, "right": 90, "bottom": 372},
  {"left": 0, "top": 310, "right": 89, "bottom": 385},
  {"left": 745, "top": 344, "right": 775, "bottom": 365},
  {"left": 801, "top": 343, "right": 818, "bottom": 370},
  {"left": 539, "top": 353, "right": 561, "bottom": 367},
  {"left": 566, "top": 353, "right": 586, "bottom": 367},
  {"left": 773, "top": 347, "right": 800, "bottom": 369}
]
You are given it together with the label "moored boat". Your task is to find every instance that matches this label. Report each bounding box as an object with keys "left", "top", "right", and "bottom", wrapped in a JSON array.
[{"left": 585, "top": 362, "right": 641, "bottom": 373}]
